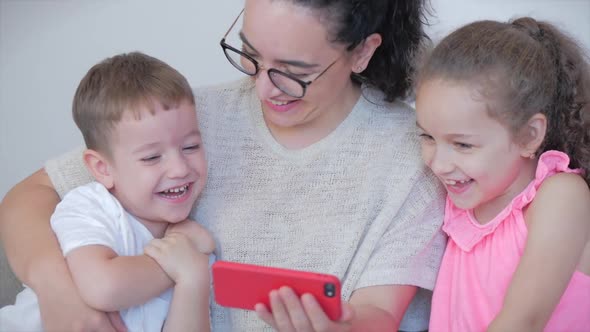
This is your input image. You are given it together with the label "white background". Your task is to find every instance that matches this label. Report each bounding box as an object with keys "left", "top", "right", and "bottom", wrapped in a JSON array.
[{"left": 1, "top": 0, "right": 589, "bottom": 198}]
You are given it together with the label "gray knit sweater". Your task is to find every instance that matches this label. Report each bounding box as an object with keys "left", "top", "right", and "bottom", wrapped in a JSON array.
[{"left": 46, "top": 78, "right": 446, "bottom": 331}]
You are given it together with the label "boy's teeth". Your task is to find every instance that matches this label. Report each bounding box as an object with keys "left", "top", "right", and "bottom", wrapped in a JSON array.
[{"left": 163, "top": 184, "right": 189, "bottom": 194}]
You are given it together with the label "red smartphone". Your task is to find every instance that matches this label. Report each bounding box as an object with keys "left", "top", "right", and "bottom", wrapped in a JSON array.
[{"left": 212, "top": 260, "right": 342, "bottom": 321}]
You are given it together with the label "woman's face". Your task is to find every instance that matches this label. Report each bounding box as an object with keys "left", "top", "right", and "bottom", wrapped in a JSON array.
[{"left": 241, "top": 0, "right": 360, "bottom": 137}]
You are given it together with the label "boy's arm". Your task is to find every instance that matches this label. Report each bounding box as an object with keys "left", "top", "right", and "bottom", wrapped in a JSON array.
[
  {"left": 65, "top": 245, "right": 174, "bottom": 312},
  {"left": 145, "top": 231, "right": 213, "bottom": 332},
  {"left": 0, "top": 169, "right": 127, "bottom": 332},
  {"left": 489, "top": 173, "right": 590, "bottom": 331},
  {"left": 163, "top": 280, "right": 211, "bottom": 332}
]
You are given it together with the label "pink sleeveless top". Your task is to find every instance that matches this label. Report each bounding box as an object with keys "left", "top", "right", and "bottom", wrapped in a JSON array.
[{"left": 429, "top": 151, "right": 590, "bottom": 332}]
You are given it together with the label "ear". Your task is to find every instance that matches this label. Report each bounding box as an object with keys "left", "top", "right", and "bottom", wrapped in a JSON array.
[
  {"left": 83, "top": 149, "right": 115, "bottom": 189},
  {"left": 351, "top": 33, "right": 382, "bottom": 74},
  {"left": 519, "top": 113, "right": 547, "bottom": 158}
]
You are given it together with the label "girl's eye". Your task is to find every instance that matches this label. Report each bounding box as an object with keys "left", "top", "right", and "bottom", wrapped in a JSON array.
[
  {"left": 183, "top": 144, "right": 200, "bottom": 152},
  {"left": 454, "top": 142, "right": 473, "bottom": 149}
]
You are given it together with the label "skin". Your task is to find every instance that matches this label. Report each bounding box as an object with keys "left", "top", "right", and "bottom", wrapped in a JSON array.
[
  {"left": 0, "top": 169, "right": 117, "bottom": 332},
  {"left": 239, "top": 0, "right": 417, "bottom": 330},
  {"left": 0, "top": 0, "right": 421, "bottom": 330},
  {"left": 0, "top": 102, "right": 214, "bottom": 331},
  {"left": 241, "top": 0, "right": 380, "bottom": 149},
  {"left": 63, "top": 102, "right": 213, "bottom": 331},
  {"left": 416, "top": 78, "right": 590, "bottom": 331},
  {"left": 84, "top": 100, "right": 207, "bottom": 237},
  {"left": 416, "top": 79, "right": 537, "bottom": 222}
]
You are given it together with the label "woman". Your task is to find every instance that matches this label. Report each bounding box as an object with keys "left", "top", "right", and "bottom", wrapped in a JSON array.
[{"left": 0, "top": 0, "right": 445, "bottom": 331}]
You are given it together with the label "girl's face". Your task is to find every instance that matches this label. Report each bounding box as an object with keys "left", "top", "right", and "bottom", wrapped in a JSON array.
[
  {"left": 415, "top": 79, "right": 536, "bottom": 222},
  {"left": 241, "top": 0, "right": 360, "bottom": 140}
]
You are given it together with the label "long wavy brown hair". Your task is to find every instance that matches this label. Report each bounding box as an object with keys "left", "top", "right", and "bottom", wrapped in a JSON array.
[{"left": 415, "top": 17, "right": 590, "bottom": 186}]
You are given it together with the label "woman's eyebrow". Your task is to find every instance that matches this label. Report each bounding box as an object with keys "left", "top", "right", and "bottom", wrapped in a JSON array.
[
  {"left": 239, "top": 32, "right": 259, "bottom": 54},
  {"left": 239, "top": 31, "right": 320, "bottom": 69}
]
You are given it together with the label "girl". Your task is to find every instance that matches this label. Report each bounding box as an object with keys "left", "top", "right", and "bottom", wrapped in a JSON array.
[
  {"left": 415, "top": 17, "right": 590, "bottom": 331},
  {"left": 0, "top": 1, "right": 445, "bottom": 331}
]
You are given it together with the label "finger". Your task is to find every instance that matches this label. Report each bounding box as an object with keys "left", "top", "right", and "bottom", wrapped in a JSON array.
[
  {"left": 143, "top": 244, "right": 160, "bottom": 259},
  {"left": 147, "top": 238, "right": 166, "bottom": 250},
  {"left": 143, "top": 239, "right": 174, "bottom": 262},
  {"left": 339, "top": 301, "right": 355, "bottom": 323},
  {"left": 161, "top": 232, "right": 182, "bottom": 244},
  {"left": 269, "top": 289, "right": 295, "bottom": 332},
  {"left": 255, "top": 303, "right": 277, "bottom": 330},
  {"left": 107, "top": 311, "right": 128, "bottom": 332},
  {"left": 279, "top": 287, "right": 313, "bottom": 332},
  {"left": 168, "top": 222, "right": 215, "bottom": 254},
  {"left": 300, "top": 293, "right": 332, "bottom": 332},
  {"left": 191, "top": 227, "right": 215, "bottom": 254}
]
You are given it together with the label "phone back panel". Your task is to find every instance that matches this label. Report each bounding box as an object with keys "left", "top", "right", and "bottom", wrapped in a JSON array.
[{"left": 212, "top": 261, "right": 342, "bottom": 320}]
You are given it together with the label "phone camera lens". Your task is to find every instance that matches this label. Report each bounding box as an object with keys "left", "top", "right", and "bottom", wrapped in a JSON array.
[{"left": 324, "top": 283, "right": 336, "bottom": 297}]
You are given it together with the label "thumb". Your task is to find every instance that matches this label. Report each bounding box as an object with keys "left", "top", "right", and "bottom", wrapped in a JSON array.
[
  {"left": 339, "top": 301, "right": 355, "bottom": 323},
  {"left": 107, "top": 311, "right": 128, "bottom": 332}
]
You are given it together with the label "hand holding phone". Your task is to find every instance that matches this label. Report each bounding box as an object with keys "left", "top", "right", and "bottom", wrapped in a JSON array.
[{"left": 212, "top": 261, "right": 342, "bottom": 320}]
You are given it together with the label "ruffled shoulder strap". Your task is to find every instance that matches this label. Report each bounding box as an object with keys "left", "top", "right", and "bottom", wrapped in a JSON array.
[
  {"left": 513, "top": 150, "right": 583, "bottom": 209},
  {"left": 443, "top": 150, "right": 582, "bottom": 251}
]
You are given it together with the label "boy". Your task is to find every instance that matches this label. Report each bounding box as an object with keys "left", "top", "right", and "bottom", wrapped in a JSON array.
[{"left": 0, "top": 52, "right": 213, "bottom": 332}]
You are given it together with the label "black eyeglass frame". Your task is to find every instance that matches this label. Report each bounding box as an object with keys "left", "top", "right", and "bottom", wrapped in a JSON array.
[{"left": 219, "top": 9, "right": 340, "bottom": 99}]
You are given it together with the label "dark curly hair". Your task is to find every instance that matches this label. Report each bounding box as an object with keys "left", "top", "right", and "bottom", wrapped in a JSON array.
[
  {"left": 415, "top": 17, "right": 590, "bottom": 186},
  {"left": 287, "top": 0, "right": 429, "bottom": 102}
]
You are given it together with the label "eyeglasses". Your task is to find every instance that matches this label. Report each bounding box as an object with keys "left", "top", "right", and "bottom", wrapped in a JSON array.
[{"left": 220, "top": 9, "right": 340, "bottom": 99}]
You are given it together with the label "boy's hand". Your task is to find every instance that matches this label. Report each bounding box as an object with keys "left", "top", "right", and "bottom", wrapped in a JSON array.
[
  {"left": 165, "top": 219, "right": 215, "bottom": 254},
  {"left": 255, "top": 286, "right": 355, "bottom": 332},
  {"left": 144, "top": 233, "right": 209, "bottom": 285}
]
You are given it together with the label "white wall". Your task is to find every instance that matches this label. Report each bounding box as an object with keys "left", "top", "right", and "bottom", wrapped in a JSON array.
[{"left": 1, "top": 0, "right": 589, "bottom": 198}]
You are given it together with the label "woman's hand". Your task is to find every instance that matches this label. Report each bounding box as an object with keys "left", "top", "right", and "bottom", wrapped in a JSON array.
[{"left": 255, "top": 286, "right": 355, "bottom": 332}]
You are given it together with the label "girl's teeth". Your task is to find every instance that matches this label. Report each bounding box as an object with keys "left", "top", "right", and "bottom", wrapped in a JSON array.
[
  {"left": 270, "top": 100, "right": 290, "bottom": 106},
  {"left": 445, "top": 179, "right": 470, "bottom": 185}
]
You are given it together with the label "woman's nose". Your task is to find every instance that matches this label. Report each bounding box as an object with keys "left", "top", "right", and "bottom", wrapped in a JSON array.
[{"left": 254, "top": 66, "right": 283, "bottom": 100}]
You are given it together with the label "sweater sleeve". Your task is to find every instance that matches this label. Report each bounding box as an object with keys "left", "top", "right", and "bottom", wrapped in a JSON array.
[
  {"left": 44, "top": 147, "right": 94, "bottom": 199},
  {"left": 357, "top": 167, "right": 446, "bottom": 290}
]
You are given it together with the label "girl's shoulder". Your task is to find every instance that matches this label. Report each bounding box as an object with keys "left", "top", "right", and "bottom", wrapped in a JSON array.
[
  {"left": 532, "top": 171, "right": 590, "bottom": 214},
  {"left": 531, "top": 151, "right": 588, "bottom": 204},
  {"left": 527, "top": 151, "right": 590, "bottom": 228}
]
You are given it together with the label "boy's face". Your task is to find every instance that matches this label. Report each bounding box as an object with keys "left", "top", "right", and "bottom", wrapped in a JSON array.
[
  {"left": 105, "top": 100, "right": 206, "bottom": 235},
  {"left": 415, "top": 79, "right": 533, "bottom": 221}
]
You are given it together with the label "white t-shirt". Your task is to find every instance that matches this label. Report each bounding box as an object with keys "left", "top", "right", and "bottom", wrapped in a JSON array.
[
  {"left": 0, "top": 182, "right": 171, "bottom": 332},
  {"left": 45, "top": 79, "right": 446, "bottom": 331}
]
